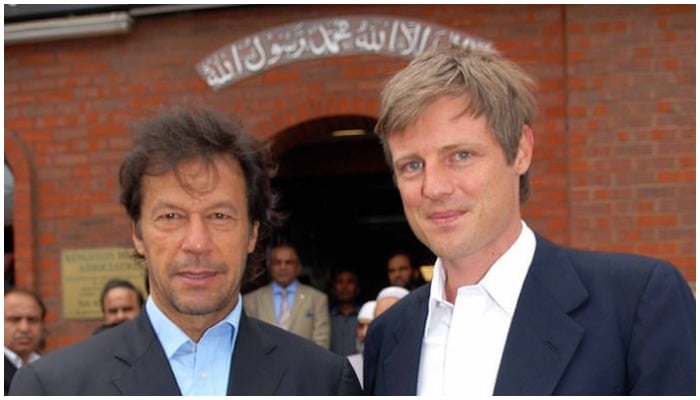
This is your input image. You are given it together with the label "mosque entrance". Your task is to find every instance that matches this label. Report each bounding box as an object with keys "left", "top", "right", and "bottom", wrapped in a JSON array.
[{"left": 262, "top": 115, "right": 433, "bottom": 301}]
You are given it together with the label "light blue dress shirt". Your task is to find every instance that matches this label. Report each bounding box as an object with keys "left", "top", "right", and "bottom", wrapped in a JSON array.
[
  {"left": 271, "top": 280, "right": 297, "bottom": 321},
  {"left": 145, "top": 294, "right": 242, "bottom": 396}
]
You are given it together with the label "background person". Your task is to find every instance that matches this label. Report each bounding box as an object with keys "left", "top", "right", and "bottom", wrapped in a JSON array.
[
  {"left": 328, "top": 268, "right": 361, "bottom": 356},
  {"left": 386, "top": 251, "right": 425, "bottom": 290},
  {"left": 9, "top": 106, "right": 361, "bottom": 395},
  {"left": 243, "top": 244, "right": 331, "bottom": 349},
  {"left": 373, "top": 286, "right": 410, "bottom": 318},
  {"left": 347, "top": 300, "right": 376, "bottom": 389},
  {"left": 363, "top": 45, "right": 695, "bottom": 396},
  {"left": 4, "top": 288, "right": 46, "bottom": 395},
  {"left": 93, "top": 279, "right": 145, "bottom": 334}
]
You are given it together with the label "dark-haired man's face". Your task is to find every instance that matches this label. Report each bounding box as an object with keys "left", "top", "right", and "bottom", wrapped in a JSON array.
[
  {"left": 332, "top": 271, "right": 359, "bottom": 303},
  {"left": 102, "top": 287, "right": 141, "bottom": 325},
  {"left": 4, "top": 292, "right": 43, "bottom": 360},
  {"left": 132, "top": 155, "right": 259, "bottom": 338},
  {"left": 268, "top": 246, "right": 301, "bottom": 288},
  {"left": 387, "top": 254, "right": 413, "bottom": 288}
]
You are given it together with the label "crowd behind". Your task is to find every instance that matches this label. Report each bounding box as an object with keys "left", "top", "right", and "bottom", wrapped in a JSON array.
[{"left": 4, "top": 242, "right": 422, "bottom": 394}]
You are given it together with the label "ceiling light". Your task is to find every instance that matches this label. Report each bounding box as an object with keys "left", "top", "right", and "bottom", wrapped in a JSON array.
[
  {"left": 331, "top": 129, "right": 366, "bottom": 137},
  {"left": 420, "top": 265, "right": 434, "bottom": 282}
]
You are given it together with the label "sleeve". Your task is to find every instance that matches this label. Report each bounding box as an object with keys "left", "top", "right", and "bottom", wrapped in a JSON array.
[
  {"left": 626, "top": 260, "right": 696, "bottom": 395},
  {"left": 8, "top": 364, "right": 48, "bottom": 395},
  {"left": 337, "top": 357, "right": 363, "bottom": 395},
  {"left": 362, "top": 319, "right": 380, "bottom": 394},
  {"left": 312, "top": 292, "right": 331, "bottom": 349}
]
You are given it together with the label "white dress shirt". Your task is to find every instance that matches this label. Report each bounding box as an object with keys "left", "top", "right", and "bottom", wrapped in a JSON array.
[
  {"left": 416, "top": 221, "right": 536, "bottom": 396},
  {"left": 4, "top": 347, "right": 40, "bottom": 369}
]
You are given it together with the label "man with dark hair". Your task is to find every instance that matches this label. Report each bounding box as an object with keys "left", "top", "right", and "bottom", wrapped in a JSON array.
[
  {"left": 10, "top": 106, "right": 361, "bottom": 396},
  {"left": 243, "top": 244, "right": 331, "bottom": 349},
  {"left": 93, "top": 279, "right": 145, "bottom": 334},
  {"left": 386, "top": 251, "right": 425, "bottom": 291},
  {"left": 4, "top": 288, "right": 46, "bottom": 395},
  {"left": 364, "top": 45, "right": 695, "bottom": 395},
  {"left": 328, "top": 268, "right": 361, "bottom": 356}
]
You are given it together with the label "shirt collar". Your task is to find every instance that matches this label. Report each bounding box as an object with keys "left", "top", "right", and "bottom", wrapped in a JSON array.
[
  {"left": 428, "top": 220, "right": 536, "bottom": 316},
  {"left": 272, "top": 280, "right": 298, "bottom": 295},
  {"left": 4, "top": 347, "right": 40, "bottom": 368},
  {"left": 479, "top": 221, "right": 536, "bottom": 315},
  {"left": 330, "top": 304, "right": 359, "bottom": 317},
  {"left": 145, "top": 293, "right": 242, "bottom": 359}
]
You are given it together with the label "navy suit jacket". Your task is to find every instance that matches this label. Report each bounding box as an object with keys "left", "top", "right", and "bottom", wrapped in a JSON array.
[
  {"left": 9, "top": 310, "right": 361, "bottom": 395},
  {"left": 364, "top": 234, "right": 696, "bottom": 395}
]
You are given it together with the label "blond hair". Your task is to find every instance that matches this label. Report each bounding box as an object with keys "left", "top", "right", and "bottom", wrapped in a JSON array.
[{"left": 375, "top": 45, "right": 536, "bottom": 202}]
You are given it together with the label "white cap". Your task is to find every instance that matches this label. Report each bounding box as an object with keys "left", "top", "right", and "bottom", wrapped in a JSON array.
[
  {"left": 376, "top": 286, "right": 410, "bottom": 301},
  {"left": 357, "top": 300, "right": 377, "bottom": 322}
]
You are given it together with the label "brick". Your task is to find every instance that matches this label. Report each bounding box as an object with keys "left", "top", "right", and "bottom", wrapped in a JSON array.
[{"left": 636, "top": 215, "right": 678, "bottom": 227}]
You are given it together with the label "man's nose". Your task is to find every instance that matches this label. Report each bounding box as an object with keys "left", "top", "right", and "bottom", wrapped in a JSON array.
[
  {"left": 422, "top": 162, "right": 454, "bottom": 199},
  {"left": 181, "top": 215, "right": 214, "bottom": 254},
  {"left": 17, "top": 318, "right": 31, "bottom": 331}
]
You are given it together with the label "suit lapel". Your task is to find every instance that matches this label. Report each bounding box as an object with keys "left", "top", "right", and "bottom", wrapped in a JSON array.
[
  {"left": 228, "top": 313, "right": 285, "bottom": 395},
  {"left": 383, "top": 285, "right": 429, "bottom": 395},
  {"left": 494, "top": 235, "right": 588, "bottom": 395},
  {"left": 112, "top": 312, "right": 181, "bottom": 395}
]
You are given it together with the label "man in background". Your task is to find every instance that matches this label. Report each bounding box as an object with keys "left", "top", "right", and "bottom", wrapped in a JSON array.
[
  {"left": 93, "top": 279, "right": 145, "bottom": 334},
  {"left": 386, "top": 251, "right": 425, "bottom": 291},
  {"left": 328, "top": 269, "right": 361, "bottom": 356},
  {"left": 373, "top": 286, "right": 410, "bottom": 318},
  {"left": 244, "top": 244, "right": 331, "bottom": 349},
  {"left": 4, "top": 288, "right": 45, "bottom": 395},
  {"left": 347, "top": 300, "right": 376, "bottom": 388}
]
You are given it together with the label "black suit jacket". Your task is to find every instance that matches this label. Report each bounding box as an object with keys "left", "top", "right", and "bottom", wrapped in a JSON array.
[
  {"left": 4, "top": 356, "right": 17, "bottom": 395},
  {"left": 364, "top": 234, "right": 696, "bottom": 395},
  {"left": 9, "top": 310, "right": 361, "bottom": 395}
]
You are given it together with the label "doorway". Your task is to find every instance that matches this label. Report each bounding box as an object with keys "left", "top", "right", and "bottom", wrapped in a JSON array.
[{"left": 264, "top": 115, "right": 434, "bottom": 302}]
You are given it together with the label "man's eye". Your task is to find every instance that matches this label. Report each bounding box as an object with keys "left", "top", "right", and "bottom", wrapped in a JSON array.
[
  {"left": 154, "top": 213, "right": 184, "bottom": 229},
  {"left": 212, "top": 213, "right": 228, "bottom": 219},
  {"left": 455, "top": 151, "right": 471, "bottom": 160},
  {"left": 399, "top": 160, "right": 423, "bottom": 174},
  {"left": 408, "top": 160, "right": 423, "bottom": 170}
]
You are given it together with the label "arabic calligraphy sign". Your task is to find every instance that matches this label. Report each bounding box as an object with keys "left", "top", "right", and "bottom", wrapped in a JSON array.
[{"left": 196, "top": 15, "right": 492, "bottom": 91}]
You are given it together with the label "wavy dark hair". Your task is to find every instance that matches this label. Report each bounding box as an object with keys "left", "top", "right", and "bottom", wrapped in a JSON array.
[
  {"left": 99, "top": 279, "right": 145, "bottom": 313},
  {"left": 119, "top": 105, "right": 283, "bottom": 285}
]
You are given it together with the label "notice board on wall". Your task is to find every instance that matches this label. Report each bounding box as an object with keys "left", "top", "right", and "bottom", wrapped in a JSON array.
[{"left": 61, "top": 247, "right": 146, "bottom": 319}]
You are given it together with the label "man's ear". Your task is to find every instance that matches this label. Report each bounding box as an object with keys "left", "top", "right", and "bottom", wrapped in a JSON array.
[
  {"left": 515, "top": 124, "right": 534, "bottom": 175},
  {"left": 132, "top": 220, "right": 145, "bottom": 257},
  {"left": 247, "top": 221, "right": 259, "bottom": 254}
]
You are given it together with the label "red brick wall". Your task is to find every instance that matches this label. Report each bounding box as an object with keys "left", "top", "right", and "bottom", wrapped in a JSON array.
[
  {"left": 565, "top": 4, "right": 695, "bottom": 275},
  {"left": 4, "top": 4, "right": 695, "bottom": 352}
]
